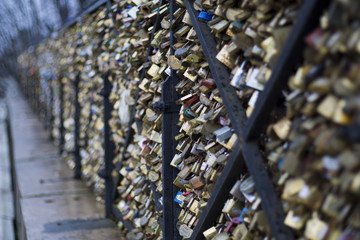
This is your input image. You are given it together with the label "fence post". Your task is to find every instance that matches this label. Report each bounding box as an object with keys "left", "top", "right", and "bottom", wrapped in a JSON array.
[
  {"left": 59, "top": 77, "right": 65, "bottom": 154},
  {"left": 49, "top": 78, "right": 54, "bottom": 141},
  {"left": 73, "top": 73, "right": 82, "bottom": 179},
  {"left": 98, "top": 70, "right": 114, "bottom": 218}
]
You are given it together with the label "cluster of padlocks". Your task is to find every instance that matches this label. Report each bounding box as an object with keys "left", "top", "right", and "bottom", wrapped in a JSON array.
[{"left": 18, "top": 0, "right": 360, "bottom": 239}]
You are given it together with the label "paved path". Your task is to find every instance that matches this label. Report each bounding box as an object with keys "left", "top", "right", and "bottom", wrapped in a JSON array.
[
  {"left": 0, "top": 98, "right": 15, "bottom": 240},
  {"left": 5, "top": 77, "right": 125, "bottom": 240}
]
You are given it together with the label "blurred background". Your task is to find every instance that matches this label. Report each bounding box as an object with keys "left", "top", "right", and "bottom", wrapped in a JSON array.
[{"left": 0, "top": 0, "right": 99, "bottom": 79}]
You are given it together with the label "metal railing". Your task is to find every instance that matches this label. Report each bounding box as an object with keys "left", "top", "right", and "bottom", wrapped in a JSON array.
[{"left": 20, "top": 0, "right": 331, "bottom": 239}]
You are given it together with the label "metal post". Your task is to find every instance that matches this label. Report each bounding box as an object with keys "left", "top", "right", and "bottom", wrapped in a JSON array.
[
  {"left": 161, "top": 75, "right": 181, "bottom": 240},
  {"left": 161, "top": 1, "right": 182, "bottom": 238},
  {"left": 83, "top": 94, "right": 94, "bottom": 150},
  {"left": 26, "top": 74, "right": 29, "bottom": 99},
  {"left": 49, "top": 79, "right": 54, "bottom": 141},
  {"left": 31, "top": 77, "right": 36, "bottom": 110},
  {"left": 44, "top": 79, "right": 49, "bottom": 129},
  {"left": 98, "top": 70, "right": 114, "bottom": 218},
  {"left": 34, "top": 78, "right": 39, "bottom": 114},
  {"left": 37, "top": 78, "right": 41, "bottom": 117},
  {"left": 59, "top": 77, "right": 65, "bottom": 155},
  {"left": 73, "top": 73, "right": 82, "bottom": 179},
  {"left": 36, "top": 78, "right": 39, "bottom": 114}
]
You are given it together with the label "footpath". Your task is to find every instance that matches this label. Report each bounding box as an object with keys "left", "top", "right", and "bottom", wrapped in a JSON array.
[{"left": 4, "top": 77, "right": 125, "bottom": 239}]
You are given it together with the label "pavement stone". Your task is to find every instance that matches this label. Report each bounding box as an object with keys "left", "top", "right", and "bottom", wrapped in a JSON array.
[
  {"left": 22, "top": 194, "right": 124, "bottom": 240},
  {"left": 16, "top": 157, "right": 90, "bottom": 198},
  {"left": 0, "top": 167, "right": 12, "bottom": 191},
  {"left": 0, "top": 191, "right": 14, "bottom": 218},
  {"left": 0, "top": 218, "right": 15, "bottom": 240}
]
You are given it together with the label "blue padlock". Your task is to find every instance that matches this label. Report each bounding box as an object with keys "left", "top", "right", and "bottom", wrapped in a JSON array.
[
  {"left": 198, "top": 11, "right": 213, "bottom": 21},
  {"left": 238, "top": 207, "right": 248, "bottom": 223}
]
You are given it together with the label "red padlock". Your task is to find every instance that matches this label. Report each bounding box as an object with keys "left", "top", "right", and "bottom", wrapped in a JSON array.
[
  {"left": 184, "top": 96, "right": 199, "bottom": 108},
  {"left": 201, "top": 78, "right": 216, "bottom": 89}
]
